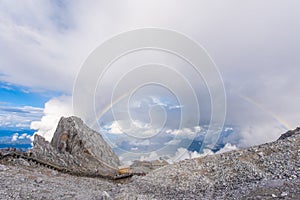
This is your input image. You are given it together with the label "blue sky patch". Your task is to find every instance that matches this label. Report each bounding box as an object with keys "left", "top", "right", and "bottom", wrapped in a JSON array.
[{"left": 0, "top": 81, "right": 56, "bottom": 107}]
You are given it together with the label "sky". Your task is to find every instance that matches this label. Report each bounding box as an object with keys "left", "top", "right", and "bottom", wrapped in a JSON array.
[{"left": 0, "top": 0, "right": 300, "bottom": 162}]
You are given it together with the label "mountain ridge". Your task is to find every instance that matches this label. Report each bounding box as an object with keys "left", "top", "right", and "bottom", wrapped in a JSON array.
[{"left": 0, "top": 118, "right": 299, "bottom": 199}]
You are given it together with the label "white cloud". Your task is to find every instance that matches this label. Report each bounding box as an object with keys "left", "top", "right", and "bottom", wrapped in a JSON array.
[
  {"left": 128, "top": 139, "right": 151, "bottom": 146},
  {"left": 30, "top": 95, "right": 73, "bottom": 142},
  {"left": 166, "top": 126, "right": 201, "bottom": 139},
  {"left": 237, "top": 124, "right": 285, "bottom": 147},
  {"left": 105, "top": 121, "right": 123, "bottom": 134},
  {"left": 105, "top": 120, "right": 160, "bottom": 138},
  {"left": 120, "top": 141, "right": 238, "bottom": 164},
  {"left": 11, "top": 132, "right": 32, "bottom": 142},
  {"left": 0, "top": 105, "right": 43, "bottom": 128},
  {"left": 140, "top": 151, "right": 160, "bottom": 162},
  {"left": 132, "top": 120, "right": 152, "bottom": 129},
  {"left": 168, "top": 148, "right": 213, "bottom": 163},
  {"left": 164, "top": 139, "right": 181, "bottom": 145},
  {"left": 151, "top": 96, "right": 168, "bottom": 107},
  {"left": 0, "top": 1, "right": 299, "bottom": 152},
  {"left": 11, "top": 133, "right": 18, "bottom": 142},
  {"left": 18, "top": 133, "right": 27, "bottom": 139},
  {"left": 17, "top": 133, "right": 31, "bottom": 140},
  {"left": 15, "top": 123, "right": 29, "bottom": 128},
  {"left": 216, "top": 143, "right": 238, "bottom": 154},
  {"left": 169, "top": 143, "right": 238, "bottom": 163},
  {"left": 224, "top": 127, "right": 233, "bottom": 132},
  {"left": 169, "top": 105, "right": 184, "bottom": 110}
]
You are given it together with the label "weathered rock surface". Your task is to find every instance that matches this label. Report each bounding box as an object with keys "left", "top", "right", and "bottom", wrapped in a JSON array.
[
  {"left": 0, "top": 125, "right": 299, "bottom": 199},
  {"left": 0, "top": 162, "right": 116, "bottom": 200},
  {"left": 31, "top": 116, "right": 120, "bottom": 176},
  {"left": 113, "top": 127, "right": 300, "bottom": 199},
  {"left": 51, "top": 116, "right": 120, "bottom": 168},
  {"left": 278, "top": 127, "right": 300, "bottom": 140}
]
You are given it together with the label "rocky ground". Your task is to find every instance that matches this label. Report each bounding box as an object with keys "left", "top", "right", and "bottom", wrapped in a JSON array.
[
  {"left": 0, "top": 159, "right": 117, "bottom": 200},
  {"left": 0, "top": 127, "right": 299, "bottom": 199},
  {"left": 114, "top": 130, "right": 300, "bottom": 199}
]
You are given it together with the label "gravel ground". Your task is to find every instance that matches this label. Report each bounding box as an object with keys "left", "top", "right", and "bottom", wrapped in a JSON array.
[
  {"left": 0, "top": 129, "right": 299, "bottom": 200},
  {"left": 0, "top": 160, "right": 117, "bottom": 200},
  {"left": 114, "top": 131, "right": 300, "bottom": 199}
]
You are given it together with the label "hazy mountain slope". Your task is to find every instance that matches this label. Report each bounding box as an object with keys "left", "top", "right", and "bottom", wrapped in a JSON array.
[
  {"left": 114, "top": 128, "right": 300, "bottom": 199},
  {"left": 0, "top": 124, "right": 299, "bottom": 199}
]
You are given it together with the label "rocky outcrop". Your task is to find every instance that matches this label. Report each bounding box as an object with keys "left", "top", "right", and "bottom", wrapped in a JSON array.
[
  {"left": 1, "top": 123, "right": 299, "bottom": 199},
  {"left": 32, "top": 134, "right": 82, "bottom": 171},
  {"left": 114, "top": 128, "right": 300, "bottom": 199},
  {"left": 31, "top": 116, "right": 120, "bottom": 176},
  {"left": 277, "top": 127, "right": 300, "bottom": 140},
  {"left": 50, "top": 116, "right": 120, "bottom": 168}
]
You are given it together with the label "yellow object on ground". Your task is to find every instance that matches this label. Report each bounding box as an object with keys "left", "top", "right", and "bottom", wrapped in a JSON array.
[{"left": 118, "top": 167, "right": 131, "bottom": 174}]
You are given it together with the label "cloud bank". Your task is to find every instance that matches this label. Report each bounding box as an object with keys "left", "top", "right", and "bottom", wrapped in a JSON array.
[
  {"left": 1, "top": 1, "right": 300, "bottom": 158},
  {"left": 30, "top": 96, "right": 73, "bottom": 142}
]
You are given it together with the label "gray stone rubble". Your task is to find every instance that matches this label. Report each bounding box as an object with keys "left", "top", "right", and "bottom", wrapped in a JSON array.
[
  {"left": 0, "top": 117, "right": 299, "bottom": 199},
  {"left": 114, "top": 128, "right": 300, "bottom": 199}
]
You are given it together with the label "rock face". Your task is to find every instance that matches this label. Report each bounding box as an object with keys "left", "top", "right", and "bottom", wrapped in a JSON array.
[
  {"left": 31, "top": 116, "right": 120, "bottom": 176},
  {"left": 1, "top": 124, "right": 299, "bottom": 199},
  {"left": 50, "top": 116, "right": 120, "bottom": 168},
  {"left": 278, "top": 127, "right": 300, "bottom": 140}
]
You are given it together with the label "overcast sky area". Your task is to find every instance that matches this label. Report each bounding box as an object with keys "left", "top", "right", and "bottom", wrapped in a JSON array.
[{"left": 1, "top": 0, "right": 300, "bottom": 162}]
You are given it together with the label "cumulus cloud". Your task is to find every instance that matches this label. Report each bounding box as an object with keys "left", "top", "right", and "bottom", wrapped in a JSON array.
[
  {"left": 169, "top": 143, "right": 238, "bottom": 163},
  {"left": 128, "top": 139, "right": 151, "bottom": 147},
  {"left": 166, "top": 126, "right": 201, "bottom": 139},
  {"left": 216, "top": 143, "right": 238, "bottom": 154},
  {"left": 105, "top": 121, "right": 123, "bottom": 134},
  {"left": 0, "top": 105, "right": 43, "bottom": 128},
  {"left": 140, "top": 151, "right": 160, "bottom": 162},
  {"left": 11, "top": 133, "right": 18, "bottom": 142},
  {"left": 1, "top": 1, "right": 300, "bottom": 151},
  {"left": 11, "top": 132, "right": 31, "bottom": 142},
  {"left": 237, "top": 124, "right": 285, "bottom": 147},
  {"left": 30, "top": 95, "right": 73, "bottom": 142},
  {"left": 124, "top": 142, "right": 238, "bottom": 164},
  {"left": 105, "top": 120, "right": 160, "bottom": 138},
  {"left": 164, "top": 139, "right": 181, "bottom": 146},
  {"left": 168, "top": 148, "right": 213, "bottom": 163},
  {"left": 18, "top": 133, "right": 30, "bottom": 140}
]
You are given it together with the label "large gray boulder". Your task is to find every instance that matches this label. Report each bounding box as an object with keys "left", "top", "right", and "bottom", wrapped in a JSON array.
[
  {"left": 50, "top": 116, "right": 120, "bottom": 168},
  {"left": 31, "top": 116, "right": 120, "bottom": 176}
]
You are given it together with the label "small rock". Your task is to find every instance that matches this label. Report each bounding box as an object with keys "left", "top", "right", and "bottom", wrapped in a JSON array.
[
  {"left": 16, "top": 158, "right": 30, "bottom": 167},
  {"left": 51, "top": 170, "right": 58, "bottom": 176},
  {"left": 35, "top": 177, "right": 43, "bottom": 184},
  {"left": 290, "top": 174, "right": 297, "bottom": 179},
  {"left": 271, "top": 194, "right": 277, "bottom": 198},
  {"left": 0, "top": 164, "right": 8, "bottom": 171},
  {"left": 281, "top": 192, "right": 288, "bottom": 197},
  {"left": 101, "top": 191, "right": 111, "bottom": 200},
  {"left": 257, "top": 152, "right": 264, "bottom": 157}
]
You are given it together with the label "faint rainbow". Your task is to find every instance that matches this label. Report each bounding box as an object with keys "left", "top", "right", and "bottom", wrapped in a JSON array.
[
  {"left": 98, "top": 92, "right": 131, "bottom": 118},
  {"left": 90, "top": 92, "right": 131, "bottom": 129},
  {"left": 234, "top": 92, "right": 292, "bottom": 130}
]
